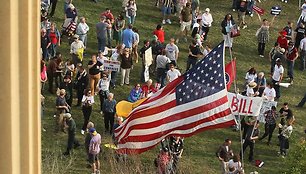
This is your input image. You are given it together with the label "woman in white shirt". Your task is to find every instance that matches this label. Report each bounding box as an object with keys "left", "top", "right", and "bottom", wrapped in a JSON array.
[
  {"left": 201, "top": 8, "right": 213, "bottom": 41},
  {"left": 76, "top": 17, "right": 89, "bottom": 49},
  {"left": 245, "top": 67, "right": 257, "bottom": 86},
  {"left": 81, "top": 89, "right": 94, "bottom": 134},
  {"left": 262, "top": 82, "right": 276, "bottom": 101},
  {"left": 97, "top": 73, "right": 110, "bottom": 113}
]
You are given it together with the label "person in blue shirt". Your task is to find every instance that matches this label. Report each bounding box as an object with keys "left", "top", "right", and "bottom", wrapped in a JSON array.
[
  {"left": 102, "top": 93, "right": 117, "bottom": 134},
  {"left": 128, "top": 84, "right": 142, "bottom": 102},
  {"left": 122, "top": 24, "right": 135, "bottom": 49}
]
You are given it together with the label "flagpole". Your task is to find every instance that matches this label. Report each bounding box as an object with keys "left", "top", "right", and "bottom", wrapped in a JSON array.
[{"left": 228, "top": 48, "right": 245, "bottom": 168}]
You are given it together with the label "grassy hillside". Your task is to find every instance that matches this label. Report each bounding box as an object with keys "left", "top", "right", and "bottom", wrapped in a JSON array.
[{"left": 42, "top": 0, "right": 306, "bottom": 173}]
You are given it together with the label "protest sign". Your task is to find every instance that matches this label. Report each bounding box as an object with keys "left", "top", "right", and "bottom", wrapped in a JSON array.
[{"left": 103, "top": 60, "right": 121, "bottom": 72}]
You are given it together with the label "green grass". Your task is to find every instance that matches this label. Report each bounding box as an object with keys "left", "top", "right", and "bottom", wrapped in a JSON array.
[{"left": 42, "top": 0, "right": 306, "bottom": 173}]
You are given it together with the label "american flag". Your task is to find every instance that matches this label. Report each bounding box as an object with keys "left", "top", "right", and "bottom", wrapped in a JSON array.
[{"left": 114, "top": 41, "right": 235, "bottom": 154}]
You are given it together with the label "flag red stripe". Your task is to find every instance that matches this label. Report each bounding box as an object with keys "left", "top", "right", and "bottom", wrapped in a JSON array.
[
  {"left": 116, "top": 119, "right": 235, "bottom": 154},
  {"left": 118, "top": 96, "right": 229, "bottom": 141},
  {"left": 120, "top": 107, "right": 232, "bottom": 143}
]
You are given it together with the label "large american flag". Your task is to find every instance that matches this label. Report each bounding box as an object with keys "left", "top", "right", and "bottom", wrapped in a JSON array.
[{"left": 114, "top": 41, "right": 235, "bottom": 154}]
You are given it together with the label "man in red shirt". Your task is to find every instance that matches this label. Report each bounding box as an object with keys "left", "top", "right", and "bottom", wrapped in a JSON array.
[
  {"left": 100, "top": 8, "right": 114, "bottom": 47},
  {"left": 286, "top": 41, "right": 298, "bottom": 84},
  {"left": 152, "top": 24, "right": 165, "bottom": 44}
]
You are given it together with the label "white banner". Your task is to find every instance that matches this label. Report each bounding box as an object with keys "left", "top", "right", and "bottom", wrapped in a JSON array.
[
  {"left": 257, "top": 100, "right": 278, "bottom": 123},
  {"left": 103, "top": 60, "right": 121, "bottom": 72},
  {"left": 228, "top": 93, "right": 263, "bottom": 116}
]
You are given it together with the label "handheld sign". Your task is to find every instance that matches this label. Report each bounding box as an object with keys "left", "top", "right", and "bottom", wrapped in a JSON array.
[
  {"left": 271, "top": 6, "right": 281, "bottom": 16},
  {"left": 103, "top": 60, "right": 121, "bottom": 72}
]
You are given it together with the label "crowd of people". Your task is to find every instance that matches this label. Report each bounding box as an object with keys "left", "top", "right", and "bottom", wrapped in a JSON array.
[{"left": 40, "top": 0, "right": 306, "bottom": 173}]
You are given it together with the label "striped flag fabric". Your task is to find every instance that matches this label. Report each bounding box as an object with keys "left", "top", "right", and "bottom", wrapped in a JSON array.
[{"left": 114, "top": 41, "right": 236, "bottom": 154}]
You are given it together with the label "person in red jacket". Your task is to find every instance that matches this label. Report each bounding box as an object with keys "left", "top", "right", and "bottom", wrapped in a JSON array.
[
  {"left": 153, "top": 24, "right": 165, "bottom": 44},
  {"left": 277, "top": 30, "right": 288, "bottom": 50}
]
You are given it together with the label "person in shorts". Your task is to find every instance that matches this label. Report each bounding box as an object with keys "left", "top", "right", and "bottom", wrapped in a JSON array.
[
  {"left": 176, "top": 2, "right": 192, "bottom": 43},
  {"left": 162, "top": 0, "right": 173, "bottom": 24},
  {"left": 88, "top": 128, "right": 102, "bottom": 174}
]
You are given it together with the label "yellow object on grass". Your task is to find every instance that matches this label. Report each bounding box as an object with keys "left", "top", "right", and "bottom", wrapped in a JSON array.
[
  {"left": 116, "top": 98, "right": 147, "bottom": 118},
  {"left": 104, "top": 143, "right": 117, "bottom": 149}
]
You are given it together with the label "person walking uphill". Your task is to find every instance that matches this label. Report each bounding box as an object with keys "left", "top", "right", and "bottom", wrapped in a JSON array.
[
  {"left": 88, "top": 128, "right": 102, "bottom": 174},
  {"left": 102, "top": 93, "right": 117, "bottom": 135},
  {"left": 63, "top": 113, "right": 80, "bottom": 156},
  {"left": 216, "top": 139, "right": 234, "bottom": 174}
]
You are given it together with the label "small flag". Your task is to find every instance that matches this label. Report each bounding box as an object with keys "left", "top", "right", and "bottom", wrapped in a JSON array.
[
  {"left": 253, "top": 6, "right": 265, "bottom": 15},
  {"left": 225, "top": 59, "right": 236, "bottom": 90}
]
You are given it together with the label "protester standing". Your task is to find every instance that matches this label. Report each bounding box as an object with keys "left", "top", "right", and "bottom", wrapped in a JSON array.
[
  {"left": 221, "top": 14, "right": 235, "bottom": 49},
  {"left": 75, "top": 64, "right": 89, "bottom": 106},
  {"left": 272, "top": 58, "right": 284, "bottom": 100},
  {"left": 259, "top": 106, "right": 278, "bottom": 145},
  {"left": 76, "top": 17, "right": 89, "bottom": 50},
  {"left": 102, "top": 93, "right": 117, "bottom": 134},
  {"left": 201, "top": 8, "right": 213, "bottom": 41},
  {"left": 216, "top": 139, "right": 234, "bottom": 174},
  {"left": 286, "top": 41, "right": 298, "bottom": 84},
  {"left": 88, "top": 55, "right": 102, "bottom": 95},
  {"left": 81, "top": 89, "right": 94, "bottom": 135}
]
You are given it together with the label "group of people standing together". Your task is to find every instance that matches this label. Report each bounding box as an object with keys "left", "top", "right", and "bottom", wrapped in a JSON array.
[{"left": 39, "top": 0, "right": 306, "bottom": 173}]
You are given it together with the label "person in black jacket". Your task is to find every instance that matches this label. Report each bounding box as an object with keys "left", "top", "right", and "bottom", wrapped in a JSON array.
[
  {"left": 59, "top": 75, "right": 73, "bottom": 107},
  {"left": 216, "top": 138, "right": 234, "bottom": 174},
  {"left": 63, "top": 113, "right": 80, "bottom": 156},
  {"left": 49, "top": 0, "right": 58, "bottom": 17},
  {"left": 221, "top": 13, "right": 235, "bottom": 49},
  {"left": 75, "top": 64, "right": 89, "bottom": 106}
]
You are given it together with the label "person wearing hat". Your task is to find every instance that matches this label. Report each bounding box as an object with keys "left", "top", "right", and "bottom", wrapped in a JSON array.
[
  {"left": 277, "top": 30, "right": 288, "bottom": 50},
  {"left": 299, "top": 32, "right": 306, "bottom": 71},
  {"left": 88, "top": 127, "right": 102, "bottom": 174},
  {"left": 75, "top": 64, "right": 89, "bottom": 106},
  {"left": 70, "top": 34, "right": 85, "bottom": 65},
  {"left": 63, "top": 113, "right": 80, "bottom": 156},
  {"left": 286, "top": 41, "right": 298, "bottom": 84},
  {"left": 272, "top": 58, "right": 284, "bottom": 100},
  {"left": 201, "top": 8, "right": 213, "bottom": 41},
  {"left": 246, "top": 81, "right": 259, "bottom": 97}
]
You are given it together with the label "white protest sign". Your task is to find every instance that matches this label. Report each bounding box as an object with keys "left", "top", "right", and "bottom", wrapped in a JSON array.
[
  {"left": 144, "top": 47, "right": 153, "bottom": 66},
  {"left": 257, "top": 100, "right": 278, "bottom": 123},
  {"left": 144, "top": 66, "right": 150, "bottom": 82},
  {"left": 228, "top": 93, "right": 263, "bottom": 116},
  {"left": 103, "top": 60, "right": 121, "bottom": 72}
]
